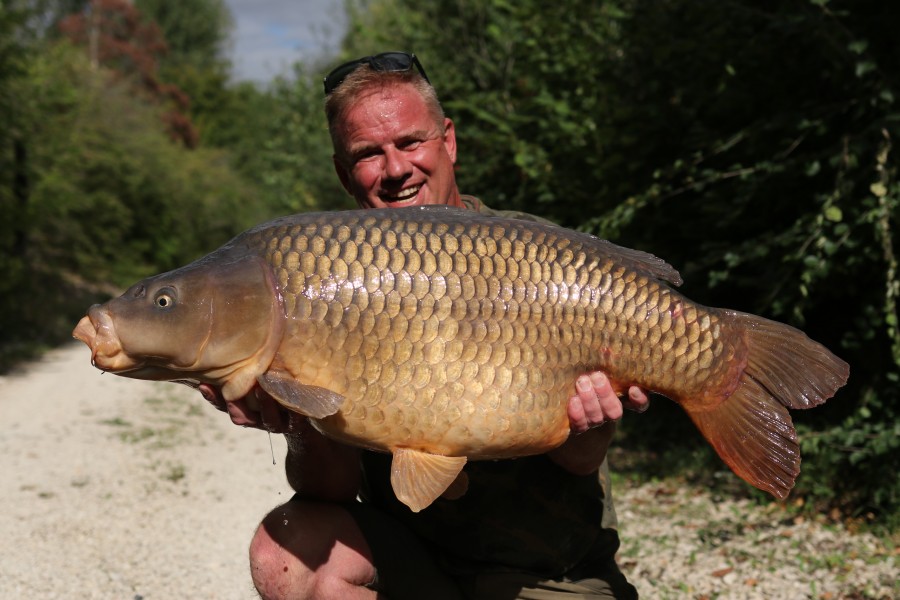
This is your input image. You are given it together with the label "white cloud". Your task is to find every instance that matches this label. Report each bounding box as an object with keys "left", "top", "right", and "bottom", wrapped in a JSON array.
[{"left": 223, "top": 0, "right": 347, "bottom": 83}]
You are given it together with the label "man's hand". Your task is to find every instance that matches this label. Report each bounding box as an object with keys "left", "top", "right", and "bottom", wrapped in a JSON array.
[
  {"left": 198, "top": 384, "right": 297, "bottom": 433},
  {"left": 551, "top": 372, "right": 650, "bottom": 475},
  {"left": 567, "top": 372, "right": 649, "bottom": 434}
]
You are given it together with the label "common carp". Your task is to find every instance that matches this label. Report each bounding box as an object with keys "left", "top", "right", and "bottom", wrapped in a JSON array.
[{"left": 73, "top": 206, "right": 849, "bottom": 512}]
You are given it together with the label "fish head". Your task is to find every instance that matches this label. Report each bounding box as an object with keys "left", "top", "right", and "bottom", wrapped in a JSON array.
[{"left": 73, "top": 253, "right": 284, "bottom": 400}]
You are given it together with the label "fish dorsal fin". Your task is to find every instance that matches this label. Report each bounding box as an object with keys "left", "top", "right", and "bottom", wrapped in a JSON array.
[
  {"left": 390, "top": 449, "right": 467, "bottom": 512},
  {"left": 595, "top": 239, "right": 684, "bottom": 287},
  {"left": 257, "top": 370, "right": 345, "bottom": 419}
]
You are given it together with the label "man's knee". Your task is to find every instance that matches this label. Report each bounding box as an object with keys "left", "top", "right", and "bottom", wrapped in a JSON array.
[
  {"left": 249, "top": 502, "right": 325, "bottom": 599},
  {"left": 248, "top": 500, "right": 376, "bottom": 600}
]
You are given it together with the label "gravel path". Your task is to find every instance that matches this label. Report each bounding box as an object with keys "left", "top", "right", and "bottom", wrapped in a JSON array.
[{"left": 2, "top": 343, "right": 897, "bottom": 599}]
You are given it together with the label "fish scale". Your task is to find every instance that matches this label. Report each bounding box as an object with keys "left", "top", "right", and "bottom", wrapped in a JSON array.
[{"left": 73, "top": 205, "right": 849, "bottom": 512}]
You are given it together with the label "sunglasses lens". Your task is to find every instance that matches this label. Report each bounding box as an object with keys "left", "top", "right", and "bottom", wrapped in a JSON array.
[
  {"left": 324, "top": 52, "right": 428, "bottom": 95},
  {"left": 369, "top": 52, "right": 414, "bottom": 72},
  {"left": 324, "top": 60, "right": 364, "bottom": 95}
]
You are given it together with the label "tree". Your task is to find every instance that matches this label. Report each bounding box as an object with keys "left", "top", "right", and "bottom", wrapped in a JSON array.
[
  {"left": 134, "top": 0, "right": 233, "bottom": 70},
  {"left": 0, "top": 33, "right": 260, "bottom": 362},
  {"left": 58, "top": 0, "right": 198, "bottom": 146}
]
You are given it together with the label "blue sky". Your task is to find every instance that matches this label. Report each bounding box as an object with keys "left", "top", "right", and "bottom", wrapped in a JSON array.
[{"left": 222, "top": 0, "right": 347, "bottom": 83}]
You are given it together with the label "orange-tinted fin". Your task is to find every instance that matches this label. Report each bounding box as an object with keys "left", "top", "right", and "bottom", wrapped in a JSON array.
[
  {"left": 390, "top": 448, "right": 467, "bottom": 512},
  {"left": 258, "top": 370, "right": 345, "bottom": 419},
  {"left": 687, "top": 377, "right": 800, "bottom": 498},
  {"left": 684, "top": 311, "right": 849, "bottom": 499}
]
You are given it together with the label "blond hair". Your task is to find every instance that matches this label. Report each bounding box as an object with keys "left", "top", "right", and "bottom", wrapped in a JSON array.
[{"left": 325, "top": 66, "right": 446, "bottom": 156}]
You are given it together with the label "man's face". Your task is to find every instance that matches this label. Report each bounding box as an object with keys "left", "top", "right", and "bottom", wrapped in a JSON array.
[{"left": 332, "top": 83, "right": 462, "bottom": 209}]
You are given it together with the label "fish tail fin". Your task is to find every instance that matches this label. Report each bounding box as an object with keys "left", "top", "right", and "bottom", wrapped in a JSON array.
[{"left": 683, "top": 311, "right": 849, "bottom": 499}]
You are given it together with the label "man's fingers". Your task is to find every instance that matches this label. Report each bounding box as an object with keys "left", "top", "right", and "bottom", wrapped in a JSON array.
[
  {"left": 198, "top": 384, "right": 226, "bottom": 412},
  {"left": 589, "top": 372, "right": 623, "bottom": 421},
  {"left": 623, "top": 386, "right": 650, "bottom": 413},
  {"left": 567, "top": 379, "right": 590, "bottom": 434},
  {"left": 226, "top": 399, "right": 263, "bottom": 428}
]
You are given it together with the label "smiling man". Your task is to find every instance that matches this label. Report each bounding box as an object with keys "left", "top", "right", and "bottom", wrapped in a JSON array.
[
  {"left": 216, "top": 53, "right": 646, "bottom": 600},
  {"left": 328, "top": 57, "right": 463, "bottom": 210}
]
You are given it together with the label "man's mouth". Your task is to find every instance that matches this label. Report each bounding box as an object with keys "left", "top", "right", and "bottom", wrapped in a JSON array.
[{"left": 381, "top": 184, "right": 422, "bottom": 204}]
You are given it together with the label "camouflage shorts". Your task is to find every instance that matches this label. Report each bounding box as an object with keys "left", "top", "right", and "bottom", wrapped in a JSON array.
[{"left": 346, "top": 502, "right": 639, "bottom": 600}]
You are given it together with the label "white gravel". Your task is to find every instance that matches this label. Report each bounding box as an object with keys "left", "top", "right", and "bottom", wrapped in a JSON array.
[
  {"left": 615, "top": 484, "right": 898, "bottom": 599},
  {"left": 1, "top": 343, "right": 290, "bottom": 599},
  {"left": 2, "top": 343, "right": 897, "bottom": 599}
]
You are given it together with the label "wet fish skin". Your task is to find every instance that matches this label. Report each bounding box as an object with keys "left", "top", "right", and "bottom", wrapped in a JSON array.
[{"left": 73, "top": 206, "right": 849, "bottom": 512}]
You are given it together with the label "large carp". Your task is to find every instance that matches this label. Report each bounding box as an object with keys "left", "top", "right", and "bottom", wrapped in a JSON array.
[{"left": 73, "top": 206, "right": 848, "bottom": 512}]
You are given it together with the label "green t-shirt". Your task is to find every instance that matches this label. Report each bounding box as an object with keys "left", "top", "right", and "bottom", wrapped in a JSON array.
[{"left": 358, "top": 196, "right": 621, "bottom": 577}]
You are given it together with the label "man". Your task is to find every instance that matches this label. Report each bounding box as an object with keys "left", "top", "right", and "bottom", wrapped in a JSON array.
[{"left": 203, "top": 53, "right": 646, "bottom": 599}]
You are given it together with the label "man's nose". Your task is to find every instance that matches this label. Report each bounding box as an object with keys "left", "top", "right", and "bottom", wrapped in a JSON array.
[{"left": 383, "top": 147, "right": 412, "bottom": 180}]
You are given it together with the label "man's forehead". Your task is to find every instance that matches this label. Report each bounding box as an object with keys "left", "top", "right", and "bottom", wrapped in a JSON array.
[
  {"left": 345, "top": 84, "right": 424, "bottom": 118},
  {"left": 337, "top": 86, "right": 440, "bottom": 151}
]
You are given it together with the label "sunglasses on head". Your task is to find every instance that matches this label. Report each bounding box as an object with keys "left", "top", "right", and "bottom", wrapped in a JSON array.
[{"left": 323, "top": 52, "right": 430, "bottom": 95}]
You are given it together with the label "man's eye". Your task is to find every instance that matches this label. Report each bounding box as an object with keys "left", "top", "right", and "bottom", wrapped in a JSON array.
[
  {"left": 400, "top": 140, "right": 422, "bottom": 150},
  {"left": 355, "top": 150, "right": 380, "bottom": 162}
]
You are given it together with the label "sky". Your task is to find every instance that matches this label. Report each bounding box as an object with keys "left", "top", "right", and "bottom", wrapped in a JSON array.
[{"left": 222, "top": 0, "right": 348, "bottom": 83}]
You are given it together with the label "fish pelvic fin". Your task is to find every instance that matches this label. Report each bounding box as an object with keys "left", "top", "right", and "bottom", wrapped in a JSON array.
[
  {"left": 684, "top": 311, "right": 849, "bottom": 499},
  {"left": 390, "top": 449, "right": 467, "bottom": 512},
  {"left": 257, "top": 369, "right": 346, "bottom": 419}
]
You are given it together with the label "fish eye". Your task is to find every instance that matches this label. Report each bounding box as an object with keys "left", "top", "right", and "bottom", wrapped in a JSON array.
[{"left": 154, "top": 289, "right": 176, "bottom": 309}]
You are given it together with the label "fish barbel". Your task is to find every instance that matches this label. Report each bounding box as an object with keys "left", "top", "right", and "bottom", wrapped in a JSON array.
[{"left": 73, "top": 206, "right": 849, "bottom": 511}]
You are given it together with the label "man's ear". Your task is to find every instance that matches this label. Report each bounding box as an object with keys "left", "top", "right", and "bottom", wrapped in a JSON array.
[
  {"left": 333, "top": 154, "right": 353, "bottom": 194},
  {"left": 443, "top": 118, "right": 457, "bottom": 164}
]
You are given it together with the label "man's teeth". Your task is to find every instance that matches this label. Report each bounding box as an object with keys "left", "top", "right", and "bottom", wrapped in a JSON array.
[{"left": 386, "top": 185, "right": 421, "bottom": 202}]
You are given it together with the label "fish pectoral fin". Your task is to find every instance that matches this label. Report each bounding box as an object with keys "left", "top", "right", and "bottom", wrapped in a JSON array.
[
  {"left": 257, "top": 370, "right": 345, "bottom": 419},
  {"left": 390, "top": 449, "right": 467, "bottom": 513}
]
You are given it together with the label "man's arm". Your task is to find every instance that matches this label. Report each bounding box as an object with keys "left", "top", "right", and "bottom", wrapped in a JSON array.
[{"left": 283, "top": 419, "right": 362, "bottom": 502}]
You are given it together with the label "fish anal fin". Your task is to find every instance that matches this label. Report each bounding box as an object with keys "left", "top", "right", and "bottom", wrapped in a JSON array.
[
  {"left": 390, "top": 449, "right": 467, "bottom": 512},
  {"left": 685, "top": 377, "right": 799, "bottom": 499},
  {"left": 257, "top": 370, "right": 345, "bottom": 419}
]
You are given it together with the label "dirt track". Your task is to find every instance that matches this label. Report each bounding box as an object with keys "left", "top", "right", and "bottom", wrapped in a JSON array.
[{"left": 1, "top": 342, "right": 289, "bottom": 599}]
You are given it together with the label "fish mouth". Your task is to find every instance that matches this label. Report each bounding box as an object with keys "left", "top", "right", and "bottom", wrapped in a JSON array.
[
  {"left": 72, "top": 307, "right": 141, "bottom": 373},
  {"left": 380, "top": 184, "right": 422, "bottom": 205}
]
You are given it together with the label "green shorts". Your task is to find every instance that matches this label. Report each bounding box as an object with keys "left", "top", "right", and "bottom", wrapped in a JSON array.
[{"left": 345, "top": 501, "right": 639, "bottom": 600}]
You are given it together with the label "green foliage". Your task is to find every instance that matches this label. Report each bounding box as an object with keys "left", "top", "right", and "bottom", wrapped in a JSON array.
[
  {"left": 250, "top": 66, "right": 352, "bottom": 213},
  {"left": 134, "top": 0, "right": 233, "bottom": 70},
  {"left": 0, "top": 37, "right": 261, "bottom": 360},
  {"left": 135, "top": 0, "right": 236, "bottom": 147}
]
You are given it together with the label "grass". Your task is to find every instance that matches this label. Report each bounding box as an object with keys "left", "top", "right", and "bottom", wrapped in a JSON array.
[{"left": 96, "top": 387, "right": 208, "bottom": 484}]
